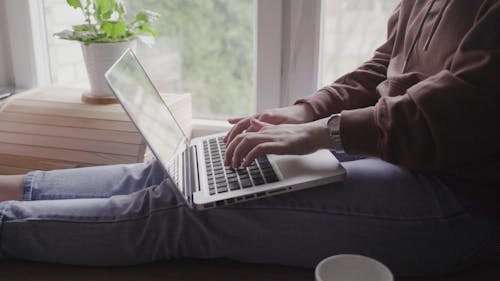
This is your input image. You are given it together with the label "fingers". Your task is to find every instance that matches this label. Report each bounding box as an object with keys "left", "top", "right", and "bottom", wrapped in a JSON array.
[
  {"left": 225, "top": 119, "right": 271, "bottom": 167},
  {"left": 224, "top": 117, "right": 252, "bottom": 144},
  {"left": 223, "top": 109, "right": 299, "bottom": 167},
  {"left": 241, "top": 143, "right": 286, "bottom": 167},
  {"left": 231, "top": 134, "right": 276, "bottom": 168},
  {"left": 224, "top": 132, "right": 253, "bottom": 167},
  {"left": 246, "top": 118, "right": 268, "bottom": 132},
  {"left": 225, "top": 131, "right": 266, "bottom": 168},
  {"left": 259, "top": 112, "right": 281, "bottom": 124},
  {"left": 224, "top": 116, "right": 270, "bottom": 144},
  {"left": 223, "top": 118, "right": 322, "bottom": 168},
  {"left": 229, "top": 135, "right": 253, "bottom": 168},
  {"left": 227, "top": 117, "right": 245, "bottom": 124},
  {"left": 224, "top": 133, "right": 240, "bottom": 166},
  {"left": 224, "top": 111, "right": 281, "bottom": 144}
]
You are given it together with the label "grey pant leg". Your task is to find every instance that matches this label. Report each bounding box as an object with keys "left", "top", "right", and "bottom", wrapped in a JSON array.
[{"left": 0, "top": 158, "right": 496, "bottom": 276}]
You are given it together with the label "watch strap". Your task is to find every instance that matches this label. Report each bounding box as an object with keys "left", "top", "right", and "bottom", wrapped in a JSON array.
[{"left": 327, "top": 113, "right": 344, "bottom": 153}]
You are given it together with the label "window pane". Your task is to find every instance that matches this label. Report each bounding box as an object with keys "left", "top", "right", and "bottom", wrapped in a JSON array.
[
  {"left": 43, "top": 0, "right": 89, "bottom": 88},
  {"left": 42, "top": 0, "right": 255, "bottom": 119},
  {"left": 320, "top": 0, "right": 399, "bottom": 86}
]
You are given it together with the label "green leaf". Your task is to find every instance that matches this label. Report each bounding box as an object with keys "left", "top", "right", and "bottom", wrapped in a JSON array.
[
  {"left": 57, "top": 0, "right": 160, "bottom": 44},
  {"left": 54, "top": 30, "right": 75, "bottom": 40},
  {"left": 115, "top": 1, "right": 125, "bottom": 18},
  {"left": 95, "top": 0, "right": 110, "bottom": 14},
  {"left": 66, "top": 0, "right": 82, "bottom": 9},
  {"left": 72, "top": 24, "right": 90, "bottom": 32},
  {"left": 139, "top": 24, "right": 157, "bottom": 37},
  {"left": 101, "top": 20, "right": 126, "bottom": 39},
  {"left": 54, "top": 29, "right": 99, "bottom": 43},
  {"left": 135, "top": 10, "right": 160, "bottom": 23}
]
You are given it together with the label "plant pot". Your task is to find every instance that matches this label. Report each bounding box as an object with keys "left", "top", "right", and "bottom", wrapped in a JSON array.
[{"left": 81, "top": 40, "right": 137, "bottom": 104}]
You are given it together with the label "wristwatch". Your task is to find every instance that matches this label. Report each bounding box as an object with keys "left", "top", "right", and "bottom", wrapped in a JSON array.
[{"left": 326, "top": 113, "right": 344, "bottom": 153}]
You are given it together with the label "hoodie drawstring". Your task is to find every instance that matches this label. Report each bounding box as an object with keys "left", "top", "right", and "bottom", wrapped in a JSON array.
[
  {"left": 423, "top": 0, "right": 451, "bottom": 51},
  {"left": 402, "top": 0, "right": 452, "bottom": 72},
  {"left": 403, "top": 0, "right": 436, "bottom": 72}
]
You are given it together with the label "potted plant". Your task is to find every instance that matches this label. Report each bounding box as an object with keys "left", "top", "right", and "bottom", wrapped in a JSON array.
[{"left": 55, "top": 0, "right": 159, "bottom": 104}]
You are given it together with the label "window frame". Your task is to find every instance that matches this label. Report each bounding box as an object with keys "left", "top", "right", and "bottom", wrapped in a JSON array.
[
  {"left": 4, "top": 0, "right": 51, "bottom": 89},
  {"left": 4, "top": 0, "right": 322, "bottom": 134}
]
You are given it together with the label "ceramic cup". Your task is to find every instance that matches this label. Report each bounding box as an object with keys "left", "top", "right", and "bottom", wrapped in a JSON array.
[{"left": 315, "top": 254, "right": 393, "bottom": 281}]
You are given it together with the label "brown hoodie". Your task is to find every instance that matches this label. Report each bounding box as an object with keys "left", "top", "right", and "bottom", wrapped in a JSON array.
[{"left": 297, "top": 0, "right": 500, "bottom": 185}]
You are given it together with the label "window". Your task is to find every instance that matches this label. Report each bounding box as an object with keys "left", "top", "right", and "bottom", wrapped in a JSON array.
[
  {"left": 5, "top": 0, "right": 399, "bottom": 124},
  {"left": 320, "top": 0, "right": 399, "bottom": 86},
  {"left": 43, "top": 0, "right": 88, "bottom": 88},
  {"left": 42, "top": 0, "right": 254, "bottom": 120}
]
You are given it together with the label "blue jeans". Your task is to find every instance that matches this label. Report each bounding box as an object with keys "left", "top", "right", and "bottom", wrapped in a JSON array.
[{"left": 0, "top": 156, "right": 496, "bottom": 276}]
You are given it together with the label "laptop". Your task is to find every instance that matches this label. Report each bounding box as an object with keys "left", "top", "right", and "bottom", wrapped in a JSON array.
[{"left": 105, "top": 49, "right": 346, "bottom": 210}]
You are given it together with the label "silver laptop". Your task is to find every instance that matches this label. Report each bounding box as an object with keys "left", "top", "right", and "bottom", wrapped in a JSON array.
[{"left": 105, "top": 49, "right": 346, "bottom": 210}]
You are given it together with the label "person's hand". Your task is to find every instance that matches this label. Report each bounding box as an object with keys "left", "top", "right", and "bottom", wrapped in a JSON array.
[
  {"left": 224, "top": 118, "right": 333, "bottom": 168},
  {"left": 223, "top": 104, "right": 315, "bottom": 144}
]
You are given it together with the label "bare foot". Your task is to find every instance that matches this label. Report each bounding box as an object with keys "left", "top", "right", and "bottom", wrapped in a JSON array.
[{"left": 0, "top": 175, "right": 26, "bottom": 201}]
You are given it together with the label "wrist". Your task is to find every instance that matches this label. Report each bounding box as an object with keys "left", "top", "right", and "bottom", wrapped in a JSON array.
[
  {"left": 295, "top": 103, "right": 315, "bottom": 123},
  {"left": 310, "top": 118, "right": 336, "bottom": 150}
]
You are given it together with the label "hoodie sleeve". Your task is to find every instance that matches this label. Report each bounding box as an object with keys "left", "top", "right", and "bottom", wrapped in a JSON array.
[
  {"left": 295, "top": 4, "right": 401, "bottom": 119},
  {"left": 341, "top": 1, "right": 500, "bottom": 173}
]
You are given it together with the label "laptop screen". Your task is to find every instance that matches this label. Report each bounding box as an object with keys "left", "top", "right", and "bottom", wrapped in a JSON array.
[{"left": 105, "top": 49, "right": 186, "bottom": 167}]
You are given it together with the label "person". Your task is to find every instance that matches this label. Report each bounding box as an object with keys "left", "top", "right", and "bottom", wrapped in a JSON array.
[{"left": 0, "top": 0, "right": 499, "bottom": 276}]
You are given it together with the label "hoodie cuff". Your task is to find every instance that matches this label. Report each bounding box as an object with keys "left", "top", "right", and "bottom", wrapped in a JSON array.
[
  {"left": 340, "top": 106, "right": 380, "bottom": 157},
  {"left": 294, "top": 90, "right": 344, "bottom": 120}
]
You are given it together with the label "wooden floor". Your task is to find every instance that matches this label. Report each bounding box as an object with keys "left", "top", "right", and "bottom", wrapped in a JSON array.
[{"left": 1, "top": 257, "right": 499, "bottom": 281}]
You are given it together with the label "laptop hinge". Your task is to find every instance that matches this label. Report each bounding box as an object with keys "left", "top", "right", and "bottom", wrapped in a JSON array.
[{"left": 184, "top": 145, "right": 199, "bottom": 204}]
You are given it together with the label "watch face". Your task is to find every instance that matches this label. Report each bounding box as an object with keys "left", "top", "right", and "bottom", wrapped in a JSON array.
[{"left": 327, "top": 114, "right": 341, "bottom": 135}]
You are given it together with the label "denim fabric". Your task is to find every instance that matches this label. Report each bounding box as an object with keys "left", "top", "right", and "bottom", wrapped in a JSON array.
[{"left": 0, "top": 157, "right": 496, "bottom": 276}]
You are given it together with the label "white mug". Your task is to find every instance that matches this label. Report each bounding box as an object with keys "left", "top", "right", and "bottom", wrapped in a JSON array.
[{"left": 315, "top": 254, "right": 393, "bottom": 281}]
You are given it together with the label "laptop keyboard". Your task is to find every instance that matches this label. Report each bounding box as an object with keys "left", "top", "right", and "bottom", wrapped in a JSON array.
[{"left": 203, "top": 137, "right": 279, "bottom": 195}]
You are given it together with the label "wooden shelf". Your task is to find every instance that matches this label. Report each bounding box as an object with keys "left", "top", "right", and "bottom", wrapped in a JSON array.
[{"left": 0, "top": 87, "right": 191, "bottom": 174}]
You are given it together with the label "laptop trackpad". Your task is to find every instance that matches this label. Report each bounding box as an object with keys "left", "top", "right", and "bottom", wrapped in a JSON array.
[{"left": 269, "top": 150, "right": 342, "bottom": 180}]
